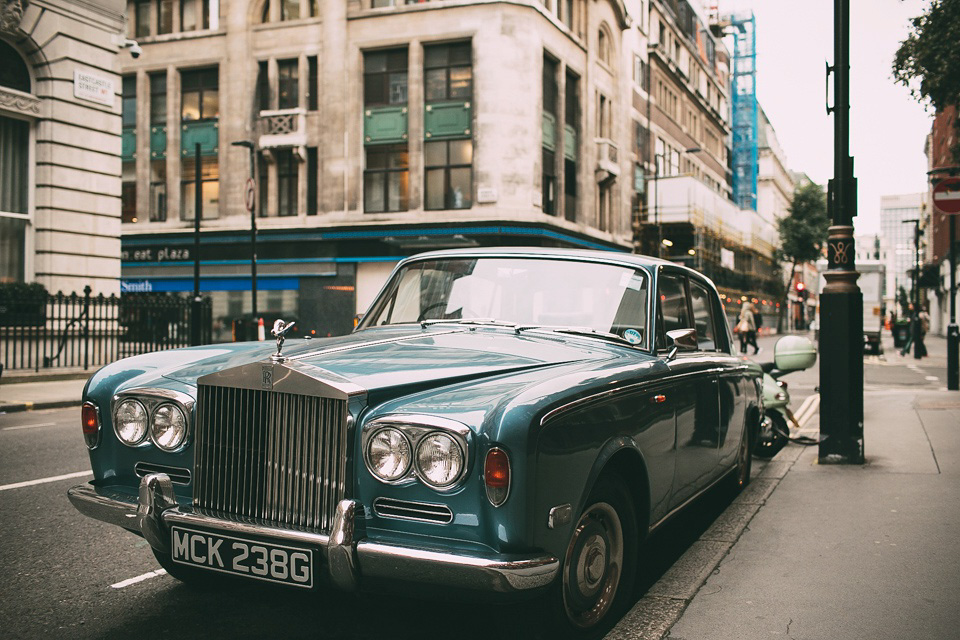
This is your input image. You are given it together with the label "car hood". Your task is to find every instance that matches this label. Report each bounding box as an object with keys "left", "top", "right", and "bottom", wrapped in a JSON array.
[{"left": 159, "top": 326, "right": 623, "bottom": 395}]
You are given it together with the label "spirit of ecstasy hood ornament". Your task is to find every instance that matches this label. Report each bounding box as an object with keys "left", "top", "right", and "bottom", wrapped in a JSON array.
[{"left": 271, "top": 319, "right": 296, "bottom": 362}]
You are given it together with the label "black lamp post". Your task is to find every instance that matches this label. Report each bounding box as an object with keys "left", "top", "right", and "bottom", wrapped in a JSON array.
[
  {"left": 819, "top": 0, "right": 864, "bottom": 464},
  {"left": 231, "top": 140, "right": 259, "bottom": 329}
]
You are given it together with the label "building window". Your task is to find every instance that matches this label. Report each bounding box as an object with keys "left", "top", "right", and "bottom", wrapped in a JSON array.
[
  {"left": 181, "top": 0, "right": 197, "bottom": 31},
  {"left": 149, "top": 160, "right": 167, "bottom": 221},
  {"left": 278, "top": 59, "right": 299, "bottom": 110},
  {"left": 281, "top": 0, "right": 299, "bottom": 21},
  {"left": 598, "top": 25, "right": 612, "bottom": 66},
  {"left": 364, "top": 48, "right": 408, "bottom": 107},
  {"left": 425, "top": 139, "right": 471, "bottom": 210},
  {"left": 181, "top": 156, "right": 219, "bottom": 220},
  {"left": 424, "top": 42, "right": 472, "bottom": 102},
  {"left": 276, "top": 149, "right": 298, "bottom": 216},
  {"left": 181, "top": 67, "right": 219, "bottom": 121},
  {"left": 542, "top": 55, "right": 558, "bottom": 216},
  {"left": 635, "top": 121, "right": 649, "bottom": 162},
  {"left": 150, "top": 73, "right": 166, "bottom": 126},
  {"left": 307, "top": 146, "right": 317, "bottom": 215},
  {"left": 564, "top": 70, "right": 579, "bottom": 222},
  {"left": 134, "top": 0, "right": 151, "bottom": 37},
  {"left": 158, "top": 0, "right": 173, "bottom": 34},
  {"left": 257, "top": 61, "right": 270, "bottom": 111},
  {"left": 307, "top": 56, "right": 318, "bottom": 111},
  {"left": 0, "top": 114, "right": 29, "bottom": 283},
  {"left": 122, "top": 75, "right": 137, "bottom": 130},
  {"left": 561, "top": 0, "right": 575, "bottom": 31},
  {"left": 258, "top": 152, "right": 268, "bottom": 217},
  {"left": 364, "top": 144, "right": 409, "bottom": 213},
  {"left": 633, "top": 55, "right": 647, "bottom": 89},
  {"left": 598, "top": 92, "right": 610, "bottom": 139},
  {"left": 122, "top": 161, "right": 137, "bottom": 223}
]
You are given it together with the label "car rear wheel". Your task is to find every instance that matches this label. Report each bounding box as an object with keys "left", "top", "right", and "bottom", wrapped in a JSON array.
[{"left": 549, "top": 476, "right": 638, "bottom": 638}]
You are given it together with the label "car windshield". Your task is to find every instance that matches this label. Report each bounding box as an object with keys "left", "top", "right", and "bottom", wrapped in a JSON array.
[{"left": 361, "top": 257, "right": 649, "bottom": 342}]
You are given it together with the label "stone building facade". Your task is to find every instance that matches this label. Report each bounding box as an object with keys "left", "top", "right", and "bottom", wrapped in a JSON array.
[
  {"left": 0, "top": 0, "right": 125, "bottom": 294},
  {"left": 117, "top": 0, "right": 685, "bottom": 338}
]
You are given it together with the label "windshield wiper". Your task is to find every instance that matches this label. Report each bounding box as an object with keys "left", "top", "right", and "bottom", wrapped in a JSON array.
[
  {"left": 420, "top": 318, "right": 519, "bottom": 329},
  {"left": 515, "top": 325, "right": 638, "bottom": 347}
]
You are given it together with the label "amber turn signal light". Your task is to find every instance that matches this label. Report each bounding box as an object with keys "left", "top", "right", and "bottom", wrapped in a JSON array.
[
  {"left": 81, "top": 401, "right": 100, "bottom": 449},
  {"left": 484, "top": 447, "right": 510, "bottom": 507}
]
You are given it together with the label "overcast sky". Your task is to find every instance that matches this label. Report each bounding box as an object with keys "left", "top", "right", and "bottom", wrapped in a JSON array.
[{"left": 714, "top": 0, "right": 932, "bottom": 235}]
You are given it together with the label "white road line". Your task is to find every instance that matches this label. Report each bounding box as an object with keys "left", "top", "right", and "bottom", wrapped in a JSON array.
[
  {"left": 0, "top": 470, "right": 92, "bottom": 492},
  {"left": 925, "top": 376, "right": 939, "bottom": 381},
  {"left": 2, "top": 422, "right": 59, "bottom": 431},
  {"left": 110, "top": 569, "right": 168, "bottom": 589},
  {"left": 793, "top": 394, "right": 818, "bottom": 422},
  {"left": 797, "top": 395, "right": 821, "bottom": 429}
]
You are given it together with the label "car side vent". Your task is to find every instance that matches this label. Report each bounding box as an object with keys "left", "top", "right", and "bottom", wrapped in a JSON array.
[
  {"left": 373, "top": 497, "right": 453, "bottom": 525},
  {"left": 135, "top": 462, "right": 192, "bottom": 485}
]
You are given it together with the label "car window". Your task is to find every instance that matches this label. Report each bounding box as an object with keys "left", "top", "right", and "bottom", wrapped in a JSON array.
[
  {"left": 689, "top": 281, "right": 716, "bottom": 351},
  {"left": 657, "top": 273, "right": 690, "bottom": 349}
]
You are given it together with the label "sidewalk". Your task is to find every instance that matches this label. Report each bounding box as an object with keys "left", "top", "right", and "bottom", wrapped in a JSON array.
[
  {"left": 611, "top": 333, "right": 960, "bottom": 639},
  {"left": 0, "top": 375, "right": 89, "bottom": 413}
]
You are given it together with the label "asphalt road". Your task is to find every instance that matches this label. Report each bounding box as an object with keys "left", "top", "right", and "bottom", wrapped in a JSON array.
[{"left": 0, "top": 331, "right": 943, "bottom": 640}]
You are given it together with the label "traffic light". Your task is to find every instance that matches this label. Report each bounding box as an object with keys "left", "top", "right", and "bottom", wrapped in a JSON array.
[{"left": 795, "top": 281, "right": 808, "bottom": 300}]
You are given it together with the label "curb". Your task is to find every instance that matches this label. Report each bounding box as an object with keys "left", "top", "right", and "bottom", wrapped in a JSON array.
[
  {"left": 0, "top": 400, "right": 82, "bottom": 413},
  {"left": 0, "top": 371, "right": 91, "bottom": 384},
  {"left": 605, "top": 440, "right": 808, "bottom": 640}
]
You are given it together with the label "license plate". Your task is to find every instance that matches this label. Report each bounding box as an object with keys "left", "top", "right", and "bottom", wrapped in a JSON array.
[{"left": 170, "top": 526, "right": 314, "bottom": 588}]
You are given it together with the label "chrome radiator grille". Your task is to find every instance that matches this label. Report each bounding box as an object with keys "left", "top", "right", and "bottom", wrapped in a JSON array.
[{"left": 193, "top": 384, "right": 349, "bottom": 533}]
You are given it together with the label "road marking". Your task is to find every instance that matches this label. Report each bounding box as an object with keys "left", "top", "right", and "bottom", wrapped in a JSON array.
[
  {"left": 792, "top": 394, "right": 819, "bottom": 426},
  {"left": 111, "top": 569, "right": 168, "bottom": 589},
  {"left": 2, "top": 422, "right": 59, "bottom": 431},
  {"left": 0, "top": 470, "right": 92, "bottom": 492},
  {"left": 796, "top": 395, "right": 820, "bottom": 428},
  {"left": 926, "top": 376, "right": 939, "bottom": 381}
]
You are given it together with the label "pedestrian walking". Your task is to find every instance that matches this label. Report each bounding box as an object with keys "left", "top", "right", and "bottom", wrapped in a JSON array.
[
  {"left": 737, "top": 303, "right": 759, "bottom": 355},
  {"left": 916, "top": 305, "right": 930, "bottom": 358}
]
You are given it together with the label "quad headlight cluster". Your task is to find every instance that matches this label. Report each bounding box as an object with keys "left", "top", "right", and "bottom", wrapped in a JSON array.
[
  {"left": 113, "top": 390, "right": 193, "bottom": 451},
  {"left": 363, "top": 415, "right": 470, "bottom": 491}
]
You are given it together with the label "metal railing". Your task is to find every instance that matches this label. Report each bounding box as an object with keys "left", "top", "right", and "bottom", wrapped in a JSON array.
[{"left": 0, "top": 287, "right": 212, "bottom": 372}]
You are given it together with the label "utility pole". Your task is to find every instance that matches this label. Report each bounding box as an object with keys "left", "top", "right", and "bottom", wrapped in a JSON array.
[{"left": 819, "top": 0, "right": 864, "bottom": 464}]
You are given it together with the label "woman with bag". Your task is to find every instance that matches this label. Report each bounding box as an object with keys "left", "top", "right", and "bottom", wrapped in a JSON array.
[{"left": 737, "top": 303, "right": 759, "bottom": 355}]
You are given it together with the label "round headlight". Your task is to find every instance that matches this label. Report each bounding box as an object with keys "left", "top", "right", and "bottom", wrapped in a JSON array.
[
  {"left": 367, "top": 428, "right": 411, "bottom": 481},
  {"left": 152, "top": 403, "right": 187, "bottom": 451},
  {"left": 115, "top": 399, "right": 148, "bottom": 445},
  {"left": 416, "top": 432, "right": 464, "bottom": 488}
]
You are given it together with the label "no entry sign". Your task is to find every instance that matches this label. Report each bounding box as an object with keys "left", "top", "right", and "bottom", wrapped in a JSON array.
[{"left": 933, "top": 177, "right": 960, "bottom": 215}]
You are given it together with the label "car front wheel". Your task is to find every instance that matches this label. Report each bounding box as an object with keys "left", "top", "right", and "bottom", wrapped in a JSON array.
[{"left": 551, "top": 476, "right": 638, "bottom": 638}]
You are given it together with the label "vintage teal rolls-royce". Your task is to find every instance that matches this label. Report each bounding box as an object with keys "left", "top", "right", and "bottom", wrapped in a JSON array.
[{"left": 69, "top": 248, "right": 761, "bottom": 637}]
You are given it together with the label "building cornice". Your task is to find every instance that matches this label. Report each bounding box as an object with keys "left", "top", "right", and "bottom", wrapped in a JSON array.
[{"left": 0, "top": 85, "right": 41, "bottom": 117}]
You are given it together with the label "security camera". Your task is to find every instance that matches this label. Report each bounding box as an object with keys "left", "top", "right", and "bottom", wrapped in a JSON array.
[{"left": 113, "top": 36, "right": 142, "bottom": 59}]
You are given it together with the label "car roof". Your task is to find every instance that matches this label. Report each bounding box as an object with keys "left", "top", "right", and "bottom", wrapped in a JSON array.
[{"left": 398, "top": 246, "right": 709, "bottom": 282}]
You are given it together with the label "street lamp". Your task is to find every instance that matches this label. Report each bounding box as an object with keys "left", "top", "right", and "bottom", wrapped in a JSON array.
[{"left": 231, "top": 140, "right": 260, "bottom": 332}]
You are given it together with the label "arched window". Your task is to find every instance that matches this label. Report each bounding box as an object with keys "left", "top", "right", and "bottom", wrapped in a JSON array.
[
  {"left": 597, "top": 24, "right": 612, "bottom": 66},
  {"left": 0, "top": 40, "right": 30, "bottom": 93}
]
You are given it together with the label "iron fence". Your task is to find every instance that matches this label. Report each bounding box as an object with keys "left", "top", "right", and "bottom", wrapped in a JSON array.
[{"left": 0, "top": 287, "right": 212, "bottom": 372}]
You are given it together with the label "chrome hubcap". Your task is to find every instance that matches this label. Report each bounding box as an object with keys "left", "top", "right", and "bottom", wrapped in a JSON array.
[{"left": 563, "top": 502, "right": 624, "bottom": 629}]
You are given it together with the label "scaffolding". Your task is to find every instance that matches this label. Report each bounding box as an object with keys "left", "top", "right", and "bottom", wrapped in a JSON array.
[{"left": 728, "top": 11, "right": 757, "bottom": 212}]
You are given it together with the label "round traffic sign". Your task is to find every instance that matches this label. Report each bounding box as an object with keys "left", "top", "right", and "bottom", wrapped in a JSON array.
[
  {"left": 933, "top": 177, "right": 960, "bottom": 215},
  {"left": 245, "top": 178, "right": 256, "bottom": 212}
]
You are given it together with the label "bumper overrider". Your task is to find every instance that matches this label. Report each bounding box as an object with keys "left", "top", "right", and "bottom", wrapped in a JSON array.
[{"left": 67, "top": 473, "right": 559, "bottom": 594}]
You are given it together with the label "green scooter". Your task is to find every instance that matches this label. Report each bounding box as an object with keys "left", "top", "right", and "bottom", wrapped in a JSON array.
[{"left": 754, "top": 335, "right": 818, "bottom": 459}]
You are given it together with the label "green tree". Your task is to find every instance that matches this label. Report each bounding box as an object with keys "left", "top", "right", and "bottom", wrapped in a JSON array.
[
  {"left": 776, "top": 180, "right": 830, "bottom": 330},
  {"left": 893, "top": 0, "right": 960, "bottom": 161}
]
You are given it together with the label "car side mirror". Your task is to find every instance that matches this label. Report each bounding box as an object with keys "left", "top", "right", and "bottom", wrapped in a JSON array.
[
  {"left": 773, "top": 335, "right": 817, "bottom": 371},
  {"left": 665, "top": 328, "right": 698, "bottom": 361}
]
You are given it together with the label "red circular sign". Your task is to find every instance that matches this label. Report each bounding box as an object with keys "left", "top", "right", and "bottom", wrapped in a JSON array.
[
  {"left": 933, "top": 177, "right": 960, "bottom": 215},
  {"left": 244, "top": 178, "right": 256, "bottom": 212}
]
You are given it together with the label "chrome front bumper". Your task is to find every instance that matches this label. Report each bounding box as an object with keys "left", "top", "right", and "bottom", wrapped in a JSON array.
[{"left": 67, "top": 474, "right": 559, "bottom": 595}]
